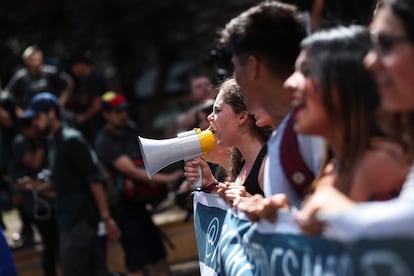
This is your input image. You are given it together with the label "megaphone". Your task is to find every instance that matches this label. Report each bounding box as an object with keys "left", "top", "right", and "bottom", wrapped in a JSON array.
[{"left": 138, "top": 128, "right": 216, "bottom": 188}]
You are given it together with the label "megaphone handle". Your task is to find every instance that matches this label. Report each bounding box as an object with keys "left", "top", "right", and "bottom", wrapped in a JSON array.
[{"left": 193, "top": 165, "right": 203, "bottom": 189}]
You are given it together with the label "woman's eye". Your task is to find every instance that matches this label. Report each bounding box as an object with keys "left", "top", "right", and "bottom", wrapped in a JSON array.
[
  {"left": 300, "top": 61, "right": 312, "bottom": 77},
  {"left": 301, "top": 67, "right": 311, "bottom": 77}
]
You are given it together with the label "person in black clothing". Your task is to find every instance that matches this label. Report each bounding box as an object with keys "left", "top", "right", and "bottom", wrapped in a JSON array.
[
  {"left": 0, "top": 92, "right": 17, "bottom": 228},
  {"left": 0, "top": 92, "right": 37, "bottom": 248},
  {"left": 26, "top": 92, "right": 120, "bottom": 276},
  {"left": 11, "top": 116, "right": 59, "bottom": 276},
  {"left": 5, "top": 46, "right": 73, "bottom": 114},
  {"left": 184, "top": 78, "right": 271, "bottom": 204},
  {"left": 95, "top": 91, "right": 183, "bottom": 276},
  {"left": 63, "top": 53, "right": 110, "bottom": 144}
]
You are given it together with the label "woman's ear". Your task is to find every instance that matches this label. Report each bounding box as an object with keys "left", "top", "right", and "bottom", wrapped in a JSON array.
[{"left": 238, "top": 110, "right": 250, "bottom": 127}]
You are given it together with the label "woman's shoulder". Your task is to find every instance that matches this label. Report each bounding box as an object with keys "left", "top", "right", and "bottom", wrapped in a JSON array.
[
  {"left": 369, "top": 137, "right": 405, "bottom": 159},
  {"left": 362, "top": 138, "right": 408, "bottom": 178},
  {"left": 353, "top": 138, "right": 409, "bottom": 200}
]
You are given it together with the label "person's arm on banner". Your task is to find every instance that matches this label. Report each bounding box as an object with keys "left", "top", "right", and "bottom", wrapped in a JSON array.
[
  {"left": 220, "top": 184, "right": 246, "bottom": 206},
  {"left": 296, "top": 168, "right": 414, "bottom": 241},
  {"left": 186, "top": 158, "right": 250, "bottom": 206},
  {"left": 295, "top": 185, "right": 353, "bottom": 237},
  {"left": 324, "top": 199, "right": 414, "bottom": 241},
  {"left": 235, "top": 193, "right": 290, "bottom": 222},
  {"left": 328, "top": 166, "right": 414, "bottom": 241}
]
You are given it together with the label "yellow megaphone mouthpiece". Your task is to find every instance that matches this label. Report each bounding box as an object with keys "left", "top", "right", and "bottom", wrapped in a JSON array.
[{"left": 194, "top": 128, "right": 216, "bottom": 156}]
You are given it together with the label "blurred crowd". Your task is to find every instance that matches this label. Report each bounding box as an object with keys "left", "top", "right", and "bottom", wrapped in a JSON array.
[
  {"left": 0, "top": 45, "right": 205, "bottom": 276},
  {"left": 3, "top": 0, "right": 414, "bottom": 276}
]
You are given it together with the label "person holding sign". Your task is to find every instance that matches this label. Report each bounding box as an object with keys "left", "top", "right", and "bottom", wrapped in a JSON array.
[
  {"left": 184, "top": 78, "right": 271, "bottom": 203},
  {"left": 282, "top": 25, "right": 409, "bottom": 235},
  {"left": 218, "top": 1, "right": 325, "bottom": 223},
  {"left": 298, "top": 0, "right": 414, "bottom": 241}
]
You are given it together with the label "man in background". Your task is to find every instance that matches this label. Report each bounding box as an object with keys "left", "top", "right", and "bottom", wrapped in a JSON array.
[
  {"left": 176, "top": 73, "right": 215, "bottom": 131},
  {"left": 5, "top": 45, "right": 73, "bottom": 115},
  {"left": 95, "top": 91, "right": 183, "bottom": 276},
  {"left": 26, "top": 92, "right": 120, "bottom": 276},
  {"left": 63, "top": 52, "right": 110, "bottom": 144},
  {"left": 219, "top": 1, "right": 324, "bottom": 218}
]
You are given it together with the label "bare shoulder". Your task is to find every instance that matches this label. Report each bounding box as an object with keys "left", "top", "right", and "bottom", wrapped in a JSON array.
[
  {"left": 362, "top": 139, "right": 407, "bottom": 174},
  {"left": 357, "top": 139, "right": 409, "bottom": 195},
  {"left": 369, "top": 137, "right": 405, "bottom": 160}
]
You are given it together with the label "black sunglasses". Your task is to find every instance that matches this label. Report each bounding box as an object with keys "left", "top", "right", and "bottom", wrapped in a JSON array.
[{"left": 371, "top": 31, "right": 410, "bottom": 55}]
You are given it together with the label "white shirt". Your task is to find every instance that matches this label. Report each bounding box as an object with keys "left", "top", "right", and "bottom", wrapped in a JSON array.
[{"left": 264, "top": 112, "right": 325, "bottom": 208}]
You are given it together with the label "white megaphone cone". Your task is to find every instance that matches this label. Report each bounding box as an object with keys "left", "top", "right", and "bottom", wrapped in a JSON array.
[{"left": 138, "top": 128, "right": 216, "bottom": 188}]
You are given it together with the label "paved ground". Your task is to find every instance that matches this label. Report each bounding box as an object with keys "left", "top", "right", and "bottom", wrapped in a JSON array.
[{"left": 3, "top": 208, "right": 200, "bottom": 276}]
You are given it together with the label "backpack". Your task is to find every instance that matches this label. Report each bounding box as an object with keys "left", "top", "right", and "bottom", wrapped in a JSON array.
[{"left": 116, "top": 159, "right": 168, "bottom": 206}]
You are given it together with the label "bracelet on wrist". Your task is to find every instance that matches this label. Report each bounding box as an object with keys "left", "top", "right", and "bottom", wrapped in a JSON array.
[{"left": 200, "top": 181, "right": 219, "bottom": 193}]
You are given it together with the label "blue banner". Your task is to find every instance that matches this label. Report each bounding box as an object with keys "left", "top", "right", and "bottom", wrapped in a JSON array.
[{"left": 194, "top": 192, "right": 414, "bottom": 276}]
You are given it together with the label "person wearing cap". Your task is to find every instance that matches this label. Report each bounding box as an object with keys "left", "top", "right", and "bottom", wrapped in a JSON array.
[
  {"left": 95, "top": 91, "right": 183, "bottom": 276},
  {"left": 11, "top": 115, "right": 58, "bottom": 276},
  {"left": 27, "top": 92, "right": 120, "bottom": 276}
]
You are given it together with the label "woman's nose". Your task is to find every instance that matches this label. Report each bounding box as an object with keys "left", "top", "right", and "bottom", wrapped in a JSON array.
[
  {"left": 364, "top": 49, "right": 380, "bottom": 72},
  {"left": 207, "top": 112, "right": 214, "bottom": 122},
  {"left": 283, "top": 74, "right": 299, "bottom": 92}
]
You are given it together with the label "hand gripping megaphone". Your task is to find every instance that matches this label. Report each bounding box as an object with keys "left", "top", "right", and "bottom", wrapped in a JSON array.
[{"left": 138, "top": 128, "right": 216, "bottom": 188}]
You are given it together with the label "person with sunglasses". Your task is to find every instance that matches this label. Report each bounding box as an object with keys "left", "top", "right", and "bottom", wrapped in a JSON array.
[
  {"left": 290, "top": 24, "right": 409, "bottom": 235},
  {"left": 297, "top": 0, "right": 414, "bottom": 242}
]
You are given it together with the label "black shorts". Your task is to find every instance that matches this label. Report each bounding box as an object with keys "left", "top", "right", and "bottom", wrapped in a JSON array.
[{"left": 113, "top": 205, "right": 167, "bottom": 271}]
